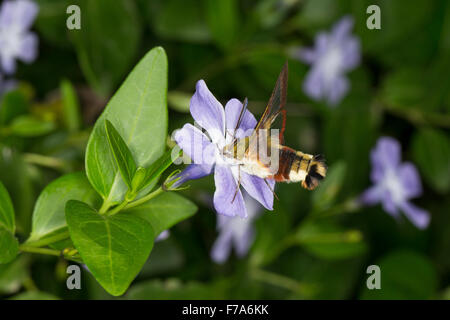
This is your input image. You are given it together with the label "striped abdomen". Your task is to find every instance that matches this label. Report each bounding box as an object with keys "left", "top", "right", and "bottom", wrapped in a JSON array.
[{"left": 271, "top": 146, "right": 327, "bottom": 190}]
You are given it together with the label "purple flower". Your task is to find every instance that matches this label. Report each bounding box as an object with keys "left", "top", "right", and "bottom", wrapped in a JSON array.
[
  {"left": 173, "top": 80, "right": 275, "bottom": 218},
  {"left": 360, "top": 137, "right": 430, "bottom": 229},
  {"left": 296, "top": 15, "right": 360, "bottom": 106},
  {"left": 211, "top": 192, "right": 261, "bottom": 264},
  {"left": 0, "top": 0, "right": 39, "bottom": 74},
  {"left": 155, "top": 230, "right": 170, "bottom": 242}
]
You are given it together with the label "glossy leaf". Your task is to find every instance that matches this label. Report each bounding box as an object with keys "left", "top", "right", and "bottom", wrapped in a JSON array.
[
  {"left": 28, "top": 172, "right": 101, "bottom": 243},
  {"left": 85, "top": 47, "right": 168, "bottom": 206},
  {"left": 105, "top": 120, "right": 137, "bottom": 189},
  {"left": 125, "top": 192, "right": 197, "bottom": 236},
  {"left": 65, "top": 200, "right": 155, "bottom": 296}
]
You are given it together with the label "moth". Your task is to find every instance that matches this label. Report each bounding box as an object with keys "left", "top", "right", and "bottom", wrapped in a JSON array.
[{"left": 222, "top": 62, "right": 327, "bottom": 194}]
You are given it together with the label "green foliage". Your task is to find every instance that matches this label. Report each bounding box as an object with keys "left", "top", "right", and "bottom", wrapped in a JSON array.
[
  {"left": 60, "top": 79, "right": 82, "bottom": 132},
  {"left": 294, "top": 221, "right": 367, "bottom": 260},
  {"left": 28, "top": 172, "right": 101, "bottom": 243},
  {"left": 71, "top": 0, "right": 141, "bottom": 96},
  {"left": 412, "top": 128, "right": 450, "bottom": 193},
  {"left": 105, "top": 120, "right": 137, "bottom": 190},
  {"left": 8, "top": 115, "right": 55, "bottom": 137},
  {"left": 205, "top": 0, "right": 238, "bottom": 50},
  {"left": 85, "top": 47, "right": 168, "bottom": 206},
  {"left": 0, "top": 181, "right": 18, "bottom": 264},
  {"left": 66, "top": 200, "right": 155, "bottom": 296},
  {"left": 125, "top": 192, "right": 197, "bottom": 237},
  {"left": 360, "top": 250, "right": 437, "bottom": 299}
]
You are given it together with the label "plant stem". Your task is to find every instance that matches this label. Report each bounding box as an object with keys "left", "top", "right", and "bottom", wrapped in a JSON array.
[
  {"left": 23, "top": 153, "right": 70, "bottom": 171},
  {"left": 19, "top": 245, "right": 61, "bottom": 257},
  {"left": 25, "top": 230, "right": 70, "bottom": 248},
  {"left": 106, "top": 200, "right": 129, "bottom": 216},
  {"left": 124, "top": 187, "right": 164, "bottom": 210},
  {"left": 99, "top": 200, "right": 113, "bottom": 214},
  {"left": 252, "top": 268, "right": 306, "bottom": 294}
]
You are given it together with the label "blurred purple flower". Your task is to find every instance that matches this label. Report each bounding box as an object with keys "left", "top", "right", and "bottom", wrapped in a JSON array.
[
  {"left": 0, "top": 0, "right": 39, "bottom": 74},
  {"left": 173, "top": 80, "right": 275, "bottom": 218},
  {"left": 296, "top": 15, "right": 360, "bottom": 106},
  {"left": 155, "top": 230, "right": 170, "bottom": 242},
  {"left": 211, "top": 192, "right": 261, "bottom": 264},
  {"left": 360, "top": 137, "right": 430, "bottom": 229}
]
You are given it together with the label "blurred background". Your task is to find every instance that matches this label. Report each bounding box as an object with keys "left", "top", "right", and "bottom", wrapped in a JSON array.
[{"left": 0, "top": 0, "right": 449, "bottom": 299}]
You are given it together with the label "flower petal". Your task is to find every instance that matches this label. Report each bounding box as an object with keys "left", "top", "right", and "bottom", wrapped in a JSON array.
[
  {"left": 1, "top": 55, "right": 16, "bottom": 74},
  {"left": 190, "top": 80, "right": 225, "bottom": 143},
  {"left": 233, "top": 224, "right": 255, "bottom": 258},
  {"left": 224, "top": 98, "right": 257, "bottom": 139},
  {"left": 400, "top": 201, "right": 430, "bottom": 229},
  {"left": 0, "top": 0, "right": 39, "bottom": 31},
  {"left": 326, "top": 75, "right": 349, "bottom": 106},
  {"left": 240, "top": 172, "right": 274, "bottom": 210},
  {"left": 380, "top": 190, "right": 399, "bottom": 217},
  {"left": 398, "top": 162, "right": 423, "bottom": 199},
  {"left": 17, "top": 32, "right": 38, "bottom": 63},
  {"left": 370, "top": 137, "right": 402, "bottom": 182},
  {"left": 170, "top": 163, "right": 213, "bottom": 189},
  {"left": 331, "top": 16, "right": 354, "bottom": 42},
  {"left": 210, "top": 222, "right": 233, "bottom": 264},
  {"left": 213, "top": 165, "right": 247, "bottom": 218},
  {"left": 155, "top": 230, "right": 170, "bottom": 242},
  {"left": 303, "top": 67, "right": 325, "bottom": 100},
  {"left": 174, "top": 123, "right": 216, "bottom": 166},
  {"left": 359, "top": 185, "right": 382, "bottom": 205},
  {"left": 340, "top": 37, "right": 361, "bottom": 70}
]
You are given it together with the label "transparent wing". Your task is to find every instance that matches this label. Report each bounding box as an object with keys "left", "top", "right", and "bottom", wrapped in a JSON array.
[{"left": 254, "top": 62, "right": 288, "bottom": 144}]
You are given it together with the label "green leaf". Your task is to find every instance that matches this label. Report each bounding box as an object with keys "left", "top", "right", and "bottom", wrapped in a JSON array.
[
  {"left": 125, "top": 192, "right": 197, "bottom": 236},
  {"left": 127, "top": 279, "right": 225, "bottom": 299},
  {"left": 28, "top": 172, "right": 101, "bottom": 243},
  {"left": 294, "top": 221, "right": 366, "bottom": 260},
  {"left": 9, "top": 291, "right": 60, "bottom": 300},
  {"left": 412, "top": 128, "right": 450, "bottom": 193},
  {"left": 0, "top": 181, "right": 18, "bottom": 264},
  {"left": 0, "top": 90, "right": 29, "bottom": 126},
  {"left": 71, "top": 0, "right": 141, "bottom": 96},
  {"left": 0, "top": 255, "right": 29, "bottom": 294},
  {"left": 0, "top": 181, "right": 15, "bottom": 232},
  {"left": 204, "top": 0, "right": 238, "bottom": 50},
  {"left": 85, "top": 47, "right": 168, "bottom": 206},
  {"left": 311, "top": 162, "right": 346, "bottom": 213},
  {"left": 138, "top": 148, "right": 180, "bottom": 192},
  {"left": 324, "top": 95, "right": 375, "bottom": 195},
  {"left": 149, "top": 0, "right": 210, "bottom": 43},
  {"left": 105, "top": 120, "right": 137, "bottom": 190},
  {"left": 167, "top": 91, "right": 191, "bottom": 113},
  {"left": 60, "top": 79, "right": 81, "bottom": 132},
  {"left": 65, "top": 200, "right": 155, "bottom": 296},
  {"left": 360, "top": 250, "right": 437, "bottom": 299},
  {"left": 8, "top": 115, "right": 55, "bottom": 137}
]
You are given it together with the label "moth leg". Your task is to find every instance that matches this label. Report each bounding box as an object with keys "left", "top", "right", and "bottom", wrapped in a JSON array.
[
  {"left": 264, "top": 178, "right": 279, "bottom": 201},
  {"left": 231, "top": 165, "right": 242, "bottom": 203}
]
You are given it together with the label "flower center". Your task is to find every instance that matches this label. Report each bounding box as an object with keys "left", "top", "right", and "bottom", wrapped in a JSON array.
[
  {"left": 319, "top": 45, "right": 343, "bottom": 82},
  {"left": 382, "top": 169, "right": 404, "bottom": 204}
]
